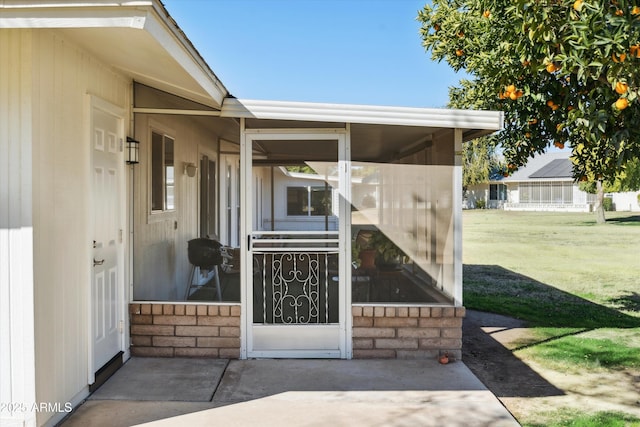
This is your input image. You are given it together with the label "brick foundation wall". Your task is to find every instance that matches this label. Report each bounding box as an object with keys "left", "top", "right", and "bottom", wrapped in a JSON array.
[
  {"left": 352, "top": 305, "right": 465, "bottom": 360},
  {"left": 129, "top": 303, "right": 241, "bottom": 358},
  {"left": 129, "top": 303, "right": 464, "bottom": 360}
]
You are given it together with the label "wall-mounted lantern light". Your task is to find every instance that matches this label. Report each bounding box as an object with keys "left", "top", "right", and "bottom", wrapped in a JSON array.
[
  {"left": 126, "top": 136, "right": 140, "bottom": 164},
  {"left": 184, "top": 162, "right": 197, "bottom": 178}
]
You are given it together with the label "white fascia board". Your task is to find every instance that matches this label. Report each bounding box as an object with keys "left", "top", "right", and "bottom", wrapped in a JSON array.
[
  {"left": 222, "top": 98, "right": 504, "bottom": 131},
  {"left": 144, "top": 1, "right": 227, "bottom": 106},
  {"left": 0, "top": 7, "right": 148, "bottom": 28},
  {"left": 503, "top": 177, "right": 574, "bottom": 183}
]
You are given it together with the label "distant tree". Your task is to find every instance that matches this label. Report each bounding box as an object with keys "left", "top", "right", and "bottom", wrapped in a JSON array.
[
  {"left": 462, "top": 136, "right": 504, "bottom": 189},
  {"left": 580, "top": 156, "right": 640, "bottom": 195},
  {"left": 418, "top": 0, "right": 640, "bottom": 223}
]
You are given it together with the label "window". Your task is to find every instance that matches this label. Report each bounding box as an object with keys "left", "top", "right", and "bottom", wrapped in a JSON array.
[
  {"left": 519, "top": 182, "right": 574, "bottom": 204},
  {"left": 287, "top": 186, "right": 331, "bottom": 216},
  {"left": 489, "top": 184, "right": 507, "bottom": 201},
  {"left": 151, "top": 131, "right": 175, "bottom": 212}
]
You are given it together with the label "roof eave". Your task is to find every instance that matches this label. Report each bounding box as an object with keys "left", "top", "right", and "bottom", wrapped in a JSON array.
[
  {"left": 222, "top": 98, "right": 503, "bottom": 136},
  {"left": 0, "top": 0, "right": 228, "bottom": 108}
]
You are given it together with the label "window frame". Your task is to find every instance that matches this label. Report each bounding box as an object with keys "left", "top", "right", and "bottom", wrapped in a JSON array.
[
  {"left": 286, "top": 185, "right": 333, "bottom": 217},
  {"left": 489, "top": 183, "right": 507, "bottom": 201},
  {"left": 149, "top": 124, "right": 176, "bottom": 217}
]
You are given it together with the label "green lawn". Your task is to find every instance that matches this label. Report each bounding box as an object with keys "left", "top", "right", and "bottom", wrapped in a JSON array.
[
  {"left": 463, "top": 210, "right": 640, "bottom": 324},
  {"left": 463, "top": 210, "right": 640, "bottom": 423}
]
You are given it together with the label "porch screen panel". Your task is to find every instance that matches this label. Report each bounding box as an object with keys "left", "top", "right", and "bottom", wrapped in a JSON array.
[
  {"left": 563, "top": 182, "right": 573, "bottom": 203},
  {"left": 350, "top": 162, "right": 454, "bottom": 304}
]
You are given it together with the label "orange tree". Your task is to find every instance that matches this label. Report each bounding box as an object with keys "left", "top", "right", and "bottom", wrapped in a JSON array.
[{"left": 418, "top": 0, "right": 640, "bottom": 222}]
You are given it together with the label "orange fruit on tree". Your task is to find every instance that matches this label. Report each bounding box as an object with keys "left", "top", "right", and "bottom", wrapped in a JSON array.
[
  {"left": 546, "top": 62, "right": 560, "bottom": 73},
  {"left": 483, "top": 10, "right": 491, "bottom": 18},
  {"left": 573, "top": 0, "right": 583, "bottom": 11},
  {"left": 615, "top": 81, "right": 628, "bottom": 95},
  {"left": 630, "top": 45, "right": 640, "bottom": 57},
  {"left": 615, "top": 9, "right": 624, "bottom": 16},
  {"left": 528, "top": 118, "right": 538, "bottom": 125},
  {"left": 455, "top": 49, "right": 464, "bottom": 56},
  {"left": 615, "top": 98, "right": 629, "bottom": 110},
  {"left": 612, "top": 52, "right": 627, "bottom": 62},
  {"left": 633, "top": 6, "right": 640, "bottom": 15},
  {"left": 554, "top": 141, "right": 565, "bottom": 149}
]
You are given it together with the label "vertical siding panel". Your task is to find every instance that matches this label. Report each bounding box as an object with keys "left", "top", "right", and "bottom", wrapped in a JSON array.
[
  {"left": 29, "top": 29, "right": 130, "bottom": 426},
  {"left": 0, "top": 29, "right": 37, "bottom": 426},
  {"left": 33, "top": 30, "right": 56, "bottom": 423}
]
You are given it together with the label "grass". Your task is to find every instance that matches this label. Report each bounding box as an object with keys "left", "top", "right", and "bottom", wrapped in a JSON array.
[
  {"left": 523, "top": 410, "right": 640, "bottom": 427},
  {"left": 463, "top": 210, "right": 640, "bottom": 324},
  {"left": 519, "top": 335, "right": 640, "bottom": 370},
  {"left": 463, "top": 210, "right": 640, "bottom": 423}
]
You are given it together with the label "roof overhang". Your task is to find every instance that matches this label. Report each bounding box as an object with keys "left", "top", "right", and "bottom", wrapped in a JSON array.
[
  {"left": 221, "top": 98, "right": 503, "bottom": 142},
  {"left": 0, "top": 0, "right": 227, "bottom": 108}
]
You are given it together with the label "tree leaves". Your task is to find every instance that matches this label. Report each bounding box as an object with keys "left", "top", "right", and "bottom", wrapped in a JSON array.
[{"left": 418, "top": 0, "right": 640, "bottom": 183}]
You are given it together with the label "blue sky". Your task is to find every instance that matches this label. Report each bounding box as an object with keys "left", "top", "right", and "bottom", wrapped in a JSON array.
[{"left": 163, "top": 0, "right": 465, "bottom": 108}]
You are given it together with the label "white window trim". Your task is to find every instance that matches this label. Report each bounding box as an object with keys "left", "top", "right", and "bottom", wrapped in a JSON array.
[{"left": 147, "top": 120, "right": 177, "bottom": 223}]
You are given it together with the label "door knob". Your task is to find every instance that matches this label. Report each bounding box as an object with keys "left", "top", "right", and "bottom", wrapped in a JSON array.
[{"left": 93, "top": 258, "right": 105, "bottom": 266}]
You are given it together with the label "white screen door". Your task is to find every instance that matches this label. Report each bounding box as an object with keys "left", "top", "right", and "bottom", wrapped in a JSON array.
[
  {"left": 243, "top": 131, "right": 349, "bottom": 358},
  {"left": 90, "top": 99, "right": 124, "bottom": 375}
]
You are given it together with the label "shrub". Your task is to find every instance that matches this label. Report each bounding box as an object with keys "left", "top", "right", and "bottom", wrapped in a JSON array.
[
  {"left": 475, "top": 199, "right": 486, "bottom": 209},
  {"left": 603, "top": 198, "right": 614, "bottom": 211}
]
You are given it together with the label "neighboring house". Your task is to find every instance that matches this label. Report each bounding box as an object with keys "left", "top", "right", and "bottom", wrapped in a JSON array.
[
  {"left": 464, "top": 175, "right": 507, "bottom": 209},
  {"left": 466, "top": 151, "right": 640, "bottom": 212},
  {"left": 502, "top": 151, "right": 594, "bottom": 212},
  {"left": 609, "top": 191, "right": 640, "bottom": 212},
  {"left": 0, "top": 2, "right": 503, "bottom": 426}
]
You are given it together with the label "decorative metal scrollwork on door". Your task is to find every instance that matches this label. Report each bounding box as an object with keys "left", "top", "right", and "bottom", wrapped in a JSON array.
[
  {"left": 251, "top": 231, "right": 340, "bottom": 325},
  {"left": 271, "top": 253, "right": 324, "bottom": 324}
]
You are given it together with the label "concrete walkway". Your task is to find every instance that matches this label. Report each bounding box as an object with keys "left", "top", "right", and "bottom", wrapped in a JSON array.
[{"left": 60, "top": 358, "right": 520, "bottom": 427}]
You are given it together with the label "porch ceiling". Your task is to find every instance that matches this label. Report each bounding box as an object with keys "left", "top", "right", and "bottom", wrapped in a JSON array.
[{"left": 229, "top": 99, "right": 503, "bottom": 163}]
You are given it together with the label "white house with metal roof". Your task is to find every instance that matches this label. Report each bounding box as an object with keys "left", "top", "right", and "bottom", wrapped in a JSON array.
[
  {"left": 501, "top": 151, "right": 594, "bottom": 212},
  {"left": 0, "top": 1, "right": 503, "bottom": 426}
]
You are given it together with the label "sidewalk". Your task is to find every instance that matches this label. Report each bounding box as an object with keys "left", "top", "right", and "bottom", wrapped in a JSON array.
[{"left": 60, "top": 358, "right": 520, "bottom": 427}]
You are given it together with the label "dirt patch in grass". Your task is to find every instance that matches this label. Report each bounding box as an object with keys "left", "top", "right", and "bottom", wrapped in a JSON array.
[{"left": 463, "top": 310, "right": 640, "bottom": 426}]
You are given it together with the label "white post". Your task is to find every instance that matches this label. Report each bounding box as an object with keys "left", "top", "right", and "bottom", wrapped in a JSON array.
[{"left": 453, "top": 128, "right": 464, "bottom": 306}]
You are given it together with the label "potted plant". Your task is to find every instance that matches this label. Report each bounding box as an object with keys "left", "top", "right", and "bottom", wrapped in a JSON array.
[
  {"left": 353, "top": 230, "right": 377, "bottom": 269},
  {"left": 369, "top": 230, "right": 406, "bottom": 271}
]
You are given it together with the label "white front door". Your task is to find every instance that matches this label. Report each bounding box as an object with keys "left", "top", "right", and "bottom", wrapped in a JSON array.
[
  {"left": 242, "top": 130, "right": 350, "bottom": 358},
  {"left": 90, "top": 98, "right": 125, "bottom": 375}
]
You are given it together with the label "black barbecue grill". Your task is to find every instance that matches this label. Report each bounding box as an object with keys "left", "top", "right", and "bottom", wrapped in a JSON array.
[
  {"left": 184, "top": 238, "right": 224, "bottom": 300},
  {"left": 188, "top": 238, "right": 223, "bottom": 269}
]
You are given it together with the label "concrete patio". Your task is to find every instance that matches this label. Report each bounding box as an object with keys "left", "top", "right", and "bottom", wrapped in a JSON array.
[{"left": 59, "top": 358, "right": 520, "bottom": 427}]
